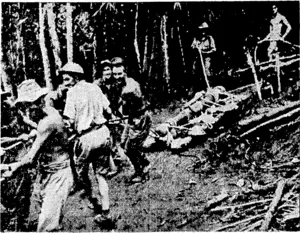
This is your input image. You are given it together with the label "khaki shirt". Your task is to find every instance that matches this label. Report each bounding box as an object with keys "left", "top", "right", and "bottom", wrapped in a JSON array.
[{"left": 64, "top": 80, "right": 110, "bottom": 133}]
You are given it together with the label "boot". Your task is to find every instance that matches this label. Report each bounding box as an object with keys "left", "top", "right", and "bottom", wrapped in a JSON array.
[
  {"left": 94, "top": 209, "right": 115, "bottom": 230},
  {"left": 140, "top": 154, "right": 151, "bottom": 174}
]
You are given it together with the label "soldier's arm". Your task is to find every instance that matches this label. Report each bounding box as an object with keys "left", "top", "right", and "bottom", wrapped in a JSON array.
[
  {"left": 63, "top": 90, "right": 76, "bottom": 129},
  {"left": 18, "top": 109, "right": 38, "bottom": 129},
  {"left": 2, "top": 118, "right": 55, "bottom": 177},
  {"left": 281, "top": 16, "right": 291, "bottom": 39}
]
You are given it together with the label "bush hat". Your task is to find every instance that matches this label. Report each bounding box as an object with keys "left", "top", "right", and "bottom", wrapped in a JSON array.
[{"left": 14, "top": 79, "right": 49, "bottom": 104}]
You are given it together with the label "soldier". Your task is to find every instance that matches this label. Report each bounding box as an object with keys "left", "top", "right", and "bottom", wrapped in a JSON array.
[
  {"left": 93, "top": 59, "right": 113, "bottom": 98},
  {"left": 260, "top": 4, "right": 292, "bottom": 59},
  {"left": 61, "top": 62, "right": 114, "bottom": 224},
  {"left": 110, "top": 57, "right": 127, "bottom": 117},
  {"left": 111, "top": 57, "right": 151, "bottom": 183},
  {"left": 1, "top": 80, "right": 73, "bottom": 232},
  {"left": 191, "top": 22, "right": 216, "bottom": 90},
  {"left": 93, "top": 59, "right": 118, "bottom": 177}
]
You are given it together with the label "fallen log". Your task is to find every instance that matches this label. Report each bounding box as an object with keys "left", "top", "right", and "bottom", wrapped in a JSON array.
[
  {"left": 240, "top": 107, "right": 300, "bottom": 138},
  {"left": 271, "top": 160, "right": 300, "bottom": 170},
  {"left": 211, "top": 198, "right": 272, "bottom": 213},
  {"left": 176, "top": 192, "right": 229, "bottom": 228},
  {"left": 213, "top": 213, "right": 264, "bottom": 231},
  {"left": 229, "top": 83, "right": 259, "bottom": 95},
  {"left": 205, "top": 192, "right": 229, "bottom": 211},
  {"left": 260, "top": 179, "right": 287, "bottom": 231},
  {"left": 271, "top": 118, "right": 300, "bottom": 132},
  {"left": 241, "top": 220, "right": 262, "bottom": 231},
  {"left": 239, "top": 101, "right": 300, "bottom": 128}
]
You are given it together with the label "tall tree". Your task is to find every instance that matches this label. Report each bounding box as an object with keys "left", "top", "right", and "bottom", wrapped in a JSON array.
[
  {"left": 46, "top": 3, "right": 62, "bottom": 75},
  {"left": 16, "top": 6, "right": 27, "bottom": 81},
  {"left": 66, "top": 3, "right": 73, "bottom": 62},
  {"left": 1, "top": 60, "right": 13, "bottom": 94},
  {"left": 134, "top": 3, "right": 142, "bottom": 74},
  {"left": 160, "top": 13, "right": 170, "bottom": 93},
  {"left": 39, "top": 3, "right": 52, "bottom": 89}
]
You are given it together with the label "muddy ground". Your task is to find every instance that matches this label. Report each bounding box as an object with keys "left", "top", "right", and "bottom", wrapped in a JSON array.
[{"left": 24, "top": 101, "right": 299, "bottom": 232}]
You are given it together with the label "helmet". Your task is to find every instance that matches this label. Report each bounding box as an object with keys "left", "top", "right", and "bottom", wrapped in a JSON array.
[
  {"left": 100, "top": 59, "right": 111, "bottom": 66},
  {"left": 14, "top": 79, "right": 49, "bottom": 104},
  {"left": 100, "top": 59, "right": 112, "bottom": 70},
  {"left": 198, "top": 22, "right": 209, "bottom": 29},
  {"left": 111, "top": 57, "right": 124, "bottom": 66},
  {"left": 60, "top": 62, "right": 84, "bottom": 74}
]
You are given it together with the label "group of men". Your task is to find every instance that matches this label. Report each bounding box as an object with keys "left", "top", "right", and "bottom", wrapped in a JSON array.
[
  {"left": 1, "top": 57, "right": 151, "bottom": 231},
  {"left": 0, "top": 4, "right": 294, "bottom": 232},
  {"left": 191, "top": 4, "right": 292, "bottom": 89}
]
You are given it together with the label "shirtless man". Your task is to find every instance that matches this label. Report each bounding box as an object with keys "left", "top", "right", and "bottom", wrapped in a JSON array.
[
  {"left": 260, "top": 5, "right": 291, "bottom": 59},
  {"left": 1, "top": 80, "right": 73, "bottom": 232}
]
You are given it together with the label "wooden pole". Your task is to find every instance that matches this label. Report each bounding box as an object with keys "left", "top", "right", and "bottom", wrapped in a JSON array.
[
  {"left": 198, "top": 48, "right": 210, "bottom": 89},
  {"left": 246, "top": 51, "right": 262, "bottom": 100}
]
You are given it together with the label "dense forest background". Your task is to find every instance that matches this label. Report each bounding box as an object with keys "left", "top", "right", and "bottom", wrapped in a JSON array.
[{"left": 1, "top": 1, "right": 299, "bottom": 106}]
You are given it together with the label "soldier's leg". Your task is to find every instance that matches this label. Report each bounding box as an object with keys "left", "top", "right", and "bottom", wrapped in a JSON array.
[
  {"left": 126, "top": 145, "right": 149, "bottom": 183},
  {"left": 72, "top": 137, "right": 94, "bottom": 195},
  {"left": 90, "top": 126, "right": 111, "bottom": 209},
  {"left": 268, "top": 41, "right": 277, "bottom": 60},
  {"left": 37, "top": 167, "right": 73, "bottom": 232}
]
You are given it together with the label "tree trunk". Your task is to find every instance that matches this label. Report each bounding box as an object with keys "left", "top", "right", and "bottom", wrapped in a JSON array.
[
  {"left": 177, "top": 25, "right": 186, "bottom": 76},
  {"left": 16, "top": 3, "right": 27, "bottom": 80},
  {"left": 39, "top": 3, "right": 52, "bottom": 90},
  {"left": 142, "top": 32, "right": 149, "bottom": 73},
  {"left": 1, "top": 61, "right": 13, "bottom": 94},
  {"left": 103, "top": 12, "right": 108, "bottom": 56},
  {"left": 142, "top": 9, "right": 149, "bottom": 74},
  {"left": 134, "top": 3, "right": 142, "bottom": 74},
  {"left": 148, "top": 35, "right": 155, "bottom": 80},
  {"left": 66, "top": 3, "right": 73, "bottom": 62},
  {"left": 92, "top": 33, "right": 97, "bottom": 80},
  {"left": 20, "top": 27, "right": 27, "bottom": 80},
  {"left": 46, "top": 3, "right": 62, "bottom": 75},
  {"left": 160, "top": 14, "right": 170, "bottom": 93}
]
